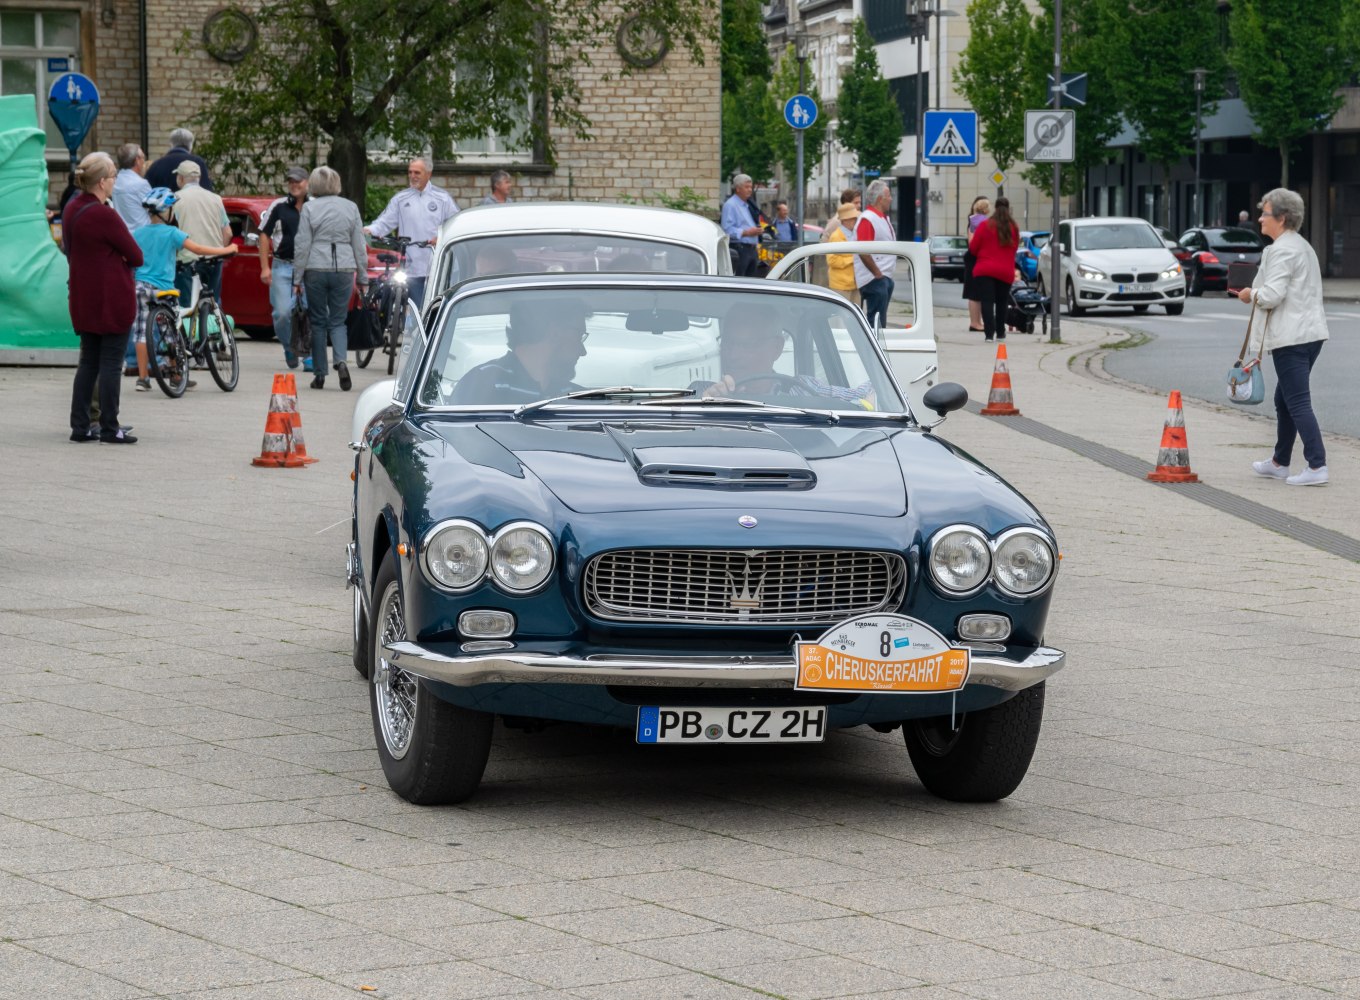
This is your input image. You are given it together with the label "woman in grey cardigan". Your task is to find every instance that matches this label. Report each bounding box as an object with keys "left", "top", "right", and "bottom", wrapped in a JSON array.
[{"left": 292, "top": 166, "right": 368, "bottom": 390}]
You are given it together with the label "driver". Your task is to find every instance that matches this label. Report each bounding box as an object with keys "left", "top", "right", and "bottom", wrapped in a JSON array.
[{"left": 449, "top": 298, "right": 590, "bottom": 405}]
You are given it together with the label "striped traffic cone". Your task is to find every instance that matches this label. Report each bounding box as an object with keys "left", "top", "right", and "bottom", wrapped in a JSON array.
[
  {"left": 251, "top": 373, "right": 318, "bottom": 468},
  {"left": 979, "top": 342, "right": 1021, "bottom": 416},
  {"left": 1146, "top": 390, "right": 1198, "bottom": 483}
]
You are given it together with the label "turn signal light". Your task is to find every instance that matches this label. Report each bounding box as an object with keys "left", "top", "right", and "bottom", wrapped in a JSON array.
[{"left": 958, "top": 614, "right": 1011, "bottom": 641}]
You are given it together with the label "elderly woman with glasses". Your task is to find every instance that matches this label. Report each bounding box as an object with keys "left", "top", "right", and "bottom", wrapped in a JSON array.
[{"left": 1237, "top": 188, "right": 1330, "bottom": 487}]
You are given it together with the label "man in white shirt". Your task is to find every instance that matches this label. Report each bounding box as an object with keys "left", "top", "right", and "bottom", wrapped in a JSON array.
[
  {"left": 365, "top": 155, "right": 460, "bottom": 308},
  {"left": 111, "top": 144, "right": 150, "bottom": 232},
  {"left": 853, "top": 180, "right": 897, "bottom": 329}
]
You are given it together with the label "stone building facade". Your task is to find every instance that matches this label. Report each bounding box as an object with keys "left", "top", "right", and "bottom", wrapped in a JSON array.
[{"left": 0, "top": 0, "right": 718, "bottom": 210}]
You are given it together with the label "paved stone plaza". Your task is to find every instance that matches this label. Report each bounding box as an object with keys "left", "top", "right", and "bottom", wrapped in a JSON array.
[{"left": 2, "top": 317, "right": 1358, "bottom": 999}]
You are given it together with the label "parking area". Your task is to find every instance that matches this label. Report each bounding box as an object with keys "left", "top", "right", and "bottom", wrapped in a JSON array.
[{"left": 2, "top": 329, "right": 1359, "bottom": 999}]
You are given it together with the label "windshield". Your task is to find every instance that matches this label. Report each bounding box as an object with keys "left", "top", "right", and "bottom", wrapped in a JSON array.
[
  {"left": 419, "top": 286, "right": 906, "bottom": 414},
  {"left": 1026, "top": 232, "right": 1050, "bottom": 249},
  {"left": 1074, "top": 223, "right": 1163, "bottom": 251},
  {"left": 1207, "top": 229, "right": 1264, "bottom": 252},
  {"left": 441, "top": 234, "right": 706, "bottom": 290},
  {"left": 932, "top": 237, "right": 968, "bottom": 250}
]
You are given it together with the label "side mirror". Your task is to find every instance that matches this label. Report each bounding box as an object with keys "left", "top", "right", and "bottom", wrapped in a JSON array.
[
  {"left": 922, "top": 382, "right": 968, "bottom": 418},
  {"left": 244, "top": 233, "right": 259, "bottom": 248},
  {"left": 1059, "top": 242, "right": 1070, "bottom": 256}
]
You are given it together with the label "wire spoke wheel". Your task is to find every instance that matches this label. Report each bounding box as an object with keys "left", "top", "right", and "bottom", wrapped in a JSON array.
[
  {"left": 202, "top": 299, "right": 240, "bottom": 391},
  {"left": 373, "top": 578, "right": 417, "bottom": 759},
  {"left": 148, "top": 306, "right": 189, "bottom": 398}
]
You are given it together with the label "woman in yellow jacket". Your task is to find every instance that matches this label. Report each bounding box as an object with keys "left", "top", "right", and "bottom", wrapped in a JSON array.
[{"left": 826, "top": 203, "right": 861, "bottom": 306}]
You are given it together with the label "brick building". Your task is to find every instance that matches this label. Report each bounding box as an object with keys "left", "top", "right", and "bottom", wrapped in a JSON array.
[{"left": 0, "top": 1, "right": 719, "bottom": 209}]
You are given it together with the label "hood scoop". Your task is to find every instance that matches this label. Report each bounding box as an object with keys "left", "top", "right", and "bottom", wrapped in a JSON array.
[{"left": 604, "top": 424, "right": 816, "bottom": 490}]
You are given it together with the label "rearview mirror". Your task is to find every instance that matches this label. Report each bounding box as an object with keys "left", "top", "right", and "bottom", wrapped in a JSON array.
[
  {"left": 922, "top": 382, "right": 968, "bottom": 418},
  {"left": 1060, "top": 242, "right": 1069, "bottom": 255},
  {"left": 625, "top": 308, "right": 691, "bottom": 333}
]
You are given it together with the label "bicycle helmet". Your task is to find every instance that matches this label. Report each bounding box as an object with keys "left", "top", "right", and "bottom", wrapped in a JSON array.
[{"left": 142, "top": 187, "right": 177, "bottom": 216}]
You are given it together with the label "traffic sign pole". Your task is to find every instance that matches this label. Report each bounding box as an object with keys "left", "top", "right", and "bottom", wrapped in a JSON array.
[
  {"left": 784, "top": 93, "right": 819, "bottom": 244},
  {"left": 1050, "top": 0, "right": 1063, "bottom": 344}
]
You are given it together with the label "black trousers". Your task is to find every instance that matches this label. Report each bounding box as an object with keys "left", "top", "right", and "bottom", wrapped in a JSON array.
[
  {"left": 733, "top": 243, "right": 758, "bottom": 277},
  {"left": 977, "top": 276, "right": 1011, "bottom": 340},
  {"left": 70, "top": 331, "right": 129, "bottom": 436}
]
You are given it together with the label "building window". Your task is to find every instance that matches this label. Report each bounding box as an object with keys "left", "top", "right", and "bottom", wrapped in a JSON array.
[
  {"left": 0, "top": 9, "right": 81, "bottom": 155},
  {"left": 366, "top": 71, "right": 538, "bottom": 165},
  {"left": 863, "top": 0, "right": 912, "bottom": 43},
  {"left": 887, "top": 74, "right": 929, "bottom": 136}
]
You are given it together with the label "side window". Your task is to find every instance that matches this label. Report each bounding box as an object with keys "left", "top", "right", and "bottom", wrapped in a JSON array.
[
  {"left": 228, "top": 213, "right": 251, "bottom": 240},
  {"left": 1058, "top": 223, "right": 1070, "bottom": 251},
  {"left": 394, "top": 299, "right": 428, "bottom": 401}
]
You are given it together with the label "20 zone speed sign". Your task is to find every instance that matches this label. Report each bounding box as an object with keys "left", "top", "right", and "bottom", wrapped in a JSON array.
[{"left": 1024, "top": 110, "right": 1075, "bottom": 163}]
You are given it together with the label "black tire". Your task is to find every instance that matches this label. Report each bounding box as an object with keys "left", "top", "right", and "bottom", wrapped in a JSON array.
[
  {"left": 356, "top": 347, "right": 375, "bottom": 369},
  {"left": 369, "top": 553, "right": 493, "bottom": 804},
  {"left": 1132, "top": 304, "right": 1149, "bottom": 313},
  {"left": 1065, "top": 280, "right": 1086, "bottom": 317},
  {"left": 148, "top": 306, "right": 190, "bottom": 398},
  {"left": 202, "top": 299, "right": 240, "bottom": 391},
  {"left": 385, "top": 286, "right": 407, "bottom": 376},
  {"left": 904, "top": 682, "right": 1045, "bottom": 802},
  {"left": 244, "top": 328, "right": 276, "bottom": 341},
  {"left": 352, "top": 572, "right": 370, "bottom": 678},
  {"left": 1164, "top": 303, "right": 1185, "bottom": 316},
  {"left": 1189, "top": 265, "right": 1204, "bottom": 297}
]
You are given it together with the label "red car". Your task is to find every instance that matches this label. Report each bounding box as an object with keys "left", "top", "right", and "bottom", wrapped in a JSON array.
[{"left": 221, "top": 195, "right": 387, "bottom": 339}]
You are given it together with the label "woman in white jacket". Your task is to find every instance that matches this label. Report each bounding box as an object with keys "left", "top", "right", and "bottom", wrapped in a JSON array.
[
  {"left": 1238, "top": 188, "right": 1329, "bottom": 487},
  {"left": 292, "top": 166, "right": 368, "bottom": 390}
]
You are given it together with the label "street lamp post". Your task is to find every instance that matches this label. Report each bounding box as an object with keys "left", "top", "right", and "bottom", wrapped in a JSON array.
[
  {"left": 794, "top": 22, "right": 808, "bottom": 238},
  {"left": 910, "top": 2, "right": 926, "bottom": 240},
  {"left": 1192, "top": 67, "right": 1206, "bottom": 229}
]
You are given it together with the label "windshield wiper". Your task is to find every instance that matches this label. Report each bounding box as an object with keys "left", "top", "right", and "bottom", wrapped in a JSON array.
[
  {"left": 513, "top": 386, "right": 696, "bottom": 419},
  {"left": 638, "top": 396, "right": 839, "bottom": 423}
]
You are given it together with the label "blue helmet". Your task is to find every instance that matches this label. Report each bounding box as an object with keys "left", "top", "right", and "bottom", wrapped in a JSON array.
[{"left": 142, "top": 187, "right": 176, "bottom": 215}]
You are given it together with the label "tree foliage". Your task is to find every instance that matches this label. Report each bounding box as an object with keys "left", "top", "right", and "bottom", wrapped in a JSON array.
[
  {"left": 721, "top": 0, "right": 771, "bottom": 93},
  {"left": 193, "top": 0, "right": 713, "bottom": 206},
  {"left": 1228, "top": 0, "right": 1360, "bottom": 187},
  {"left": 767, "top": 44, "right": 828, "bottom": 182},
  {"left": 837, "top": 19, "right": 902, "bottom": 176},
  {"left": 954, "top": 0, "right": 1035, "bottom": 176},
  {"left": 720, "top": 0, "right": 774, "bottom": 183}
]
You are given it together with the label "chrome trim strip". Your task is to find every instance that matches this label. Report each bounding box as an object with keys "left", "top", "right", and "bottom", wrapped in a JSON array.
[{"left": 383, "top": 641, "right": 1065, "bottom": 691}]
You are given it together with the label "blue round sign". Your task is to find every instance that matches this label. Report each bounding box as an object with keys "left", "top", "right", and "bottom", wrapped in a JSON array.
[
  {"left": 783, "top": 94, "right": 818, "bottom": 130},
  {"left": 47, "top": 72, "right": 100, "bottom": 157}
]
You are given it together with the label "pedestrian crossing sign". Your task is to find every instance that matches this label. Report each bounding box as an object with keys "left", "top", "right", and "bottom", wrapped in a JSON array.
[{"left": 922, "top": 110, "right": 978, "bottom": 165}]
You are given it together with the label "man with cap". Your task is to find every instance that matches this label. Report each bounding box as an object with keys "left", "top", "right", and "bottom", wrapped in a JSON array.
[
  {"left": 259, "top": 167, "right": 311, "bottom": 368},
  {"left": 171, "top": 160, "right": 231, "bottom": 302}
]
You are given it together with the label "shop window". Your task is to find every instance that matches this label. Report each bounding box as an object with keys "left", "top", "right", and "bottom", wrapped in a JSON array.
[{"left": 0, "top": 9, "right": 81, "bottom": 155}]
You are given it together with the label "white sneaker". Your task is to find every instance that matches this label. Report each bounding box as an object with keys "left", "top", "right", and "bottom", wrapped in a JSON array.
[
  {"left": 1252, "top": 459, "right": 1289, "bottom": 480},
  {"left": 1286, "top": 466, "right": 1328, "bottom": 487}
]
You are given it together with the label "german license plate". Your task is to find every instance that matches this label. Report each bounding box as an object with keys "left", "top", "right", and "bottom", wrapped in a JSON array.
[
  {"left": 636, "top": 706, "right": 826, "bottom": 744},
  {"left": 1120, "top": 282, "right": 1152, "bottom": 293}
]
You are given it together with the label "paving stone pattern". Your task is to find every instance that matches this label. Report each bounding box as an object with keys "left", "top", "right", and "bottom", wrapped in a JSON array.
[{"left": 1, "top": 321, "right": 1358, "bottom": 999}]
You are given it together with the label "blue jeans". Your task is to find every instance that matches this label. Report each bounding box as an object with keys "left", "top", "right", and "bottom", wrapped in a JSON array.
[
  {"left": 405, "top": 276, "right": 426, "bottom": 310},
  {"left": 1271, "top": 339, "right": 1326, "bottom": 470},
  {"left": 269, "top": 260, "right": 305, "bottom": 355},
  {"left": 304, "top": 270, "right": 353, "bottom": 374},
  {"left": 860, "top": 275, "right": 894, "bottom": 329}
]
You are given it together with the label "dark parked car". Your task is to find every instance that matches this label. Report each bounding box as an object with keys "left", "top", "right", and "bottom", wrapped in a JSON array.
[
  {"left": 1177, "top": 227, "right": 1267, "bottom": 296},
  {"left": 1154, "top": 227, "right": 1195, "bottom": 291},
  {"left": 347, "top": 273, "right": 1064, "bottom": 806},
  {"left": 928, "top": 235, "right": 968, "bottom": 280},
  {"left": 1015, "top": 231, "right": 1050, "bottom": 284}
]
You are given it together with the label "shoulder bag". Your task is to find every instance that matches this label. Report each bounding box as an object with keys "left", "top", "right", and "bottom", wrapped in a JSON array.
[{"left": 1226, "top": 303, "right": 1266, "bottom": 405}]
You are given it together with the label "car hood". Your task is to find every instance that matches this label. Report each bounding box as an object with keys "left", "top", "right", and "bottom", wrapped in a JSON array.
[
  {"left": 1070, "top": 247, "right": 1175, "bottom": 272},
  {"left": 432, "top": 420, "right": 910, "bottom": 516}
]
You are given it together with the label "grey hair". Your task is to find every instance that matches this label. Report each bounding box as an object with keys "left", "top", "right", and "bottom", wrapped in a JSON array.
[
  {"left": 116, "top": 143, "right": 143, "bottom": 169},
  {"left": 169, "top": 127, "right": 194, "bottom": 150},
  {"left": 489, "top": 168, "right": 511, "bottom": 189},
  {"left": 308, "top": 165, "right": 342, "bottom": 196},
  {"left": 866, "top": 179, "right": 891, "bottom": 206},
  {"left": 410, "top": 155, "right": 434, "bottom": 173},
  {"left": 1259, "top": 188, "right": 1304, "bottom": 231},
  {"left": 732, "top": 173, "right": 752, "bottom": 188}
]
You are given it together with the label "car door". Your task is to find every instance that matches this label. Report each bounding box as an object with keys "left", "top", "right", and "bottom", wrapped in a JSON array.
[
  {"left": 766, "top": 241, "right": 938, "bottom": 417},
  {"left": 221, "top": 205, "right": 271, "bottom": 331}
]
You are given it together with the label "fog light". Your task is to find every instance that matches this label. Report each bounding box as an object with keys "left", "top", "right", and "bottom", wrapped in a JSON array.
[
  {"left": 958, "top": 614, "right": 1011, "bottom": 641},
  {"left": 458, "top": 610, "right": 515, "bottom": 639}
]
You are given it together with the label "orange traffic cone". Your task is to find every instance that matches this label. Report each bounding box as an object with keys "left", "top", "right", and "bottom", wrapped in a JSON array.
[
  {"left": 979, "top": 342, "right": 1021, "bottom": 416},
  {"left": 251, "top": 373, "right": 318, "bottom": 468},
  {"left": 1146, "top": 390, "right": 1198, "bottom": 483}
]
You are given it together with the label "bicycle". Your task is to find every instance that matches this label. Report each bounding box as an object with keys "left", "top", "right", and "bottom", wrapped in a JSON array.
[
  {"left": 145, "top": 259, "right": 240, "bottom": 395},
  {"left": 356, "top": 236, "right": 431, "bottom": 376}
]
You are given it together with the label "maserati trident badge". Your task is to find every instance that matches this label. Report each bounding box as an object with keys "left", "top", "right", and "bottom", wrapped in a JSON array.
[{"left": 738, "top": 515, "right": 758, "bottom": 528}]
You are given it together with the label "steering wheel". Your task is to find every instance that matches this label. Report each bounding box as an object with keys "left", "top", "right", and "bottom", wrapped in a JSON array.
[{"left": 732, "top": 372, "right": 813, "bottom": 396}]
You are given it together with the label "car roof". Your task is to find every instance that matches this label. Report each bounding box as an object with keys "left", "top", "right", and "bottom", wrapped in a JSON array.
[
  {"left": 441, "top": 271, "right": 854, "bottom": 308},
  {"left": 436, "top": 201, "right": 725, "bottom": 245},
  {"left": 1063, "top": 216, "right": 1156, "bottom": 227}
]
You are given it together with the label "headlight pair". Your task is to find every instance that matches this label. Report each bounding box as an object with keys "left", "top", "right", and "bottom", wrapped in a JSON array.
[
  {"left": 421, "top": 519, "right": 554, "bottom": 593},
  {"left": 1076, "top": 263, "right": 1107, "bottom": 281},
  {"left": 927, "top": 525, "right": 1057, "bottom": 598},
  {"left": 1160, "top": 265, "right": 1182, "bottom": 280}
]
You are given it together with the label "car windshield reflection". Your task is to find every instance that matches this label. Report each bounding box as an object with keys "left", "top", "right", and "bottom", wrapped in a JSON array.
[
  {"left": 420, "top": 286, "right": 906, "bottom": 414},
  {"left": 1074, "top": 224, "right": 1164, "bottom": 251}
]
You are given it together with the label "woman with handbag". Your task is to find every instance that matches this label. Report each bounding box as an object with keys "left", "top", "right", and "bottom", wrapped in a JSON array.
[
  {"left": 1237, "top": 188, "right": 1329, "bottom": 486},
  {"left": 292, "top": 166, "right": 368, "bottom": 390}
]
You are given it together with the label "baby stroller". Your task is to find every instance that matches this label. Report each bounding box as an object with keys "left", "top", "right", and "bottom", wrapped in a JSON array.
[{"left": 1007, "top": 278, "right": 1050, "bottom": 337}]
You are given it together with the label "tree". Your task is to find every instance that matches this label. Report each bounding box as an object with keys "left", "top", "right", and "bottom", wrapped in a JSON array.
[
  {"left": 721, "top": 0, "right": 771, "bottom": 94},
  {"left": 767, "top": 44, "right": 828, "bottom": 183},
  {"left": 1228, "top": 0, "right": 1360, "bottom": 188},
  {"left": 721, "top": 0, "right": 775, "bottom": 183},
  {"left": 955, "top": 0, "right": 1036, "bottom": 180},
  {"left": 1089, "top": 0, "right": 1225, "bottom": 228},
  {"left": 193, "top": 0, "right": 713, "bottom": 207},
  {"left": 838, "top": 19, "right": 902, "bottom": 177}
]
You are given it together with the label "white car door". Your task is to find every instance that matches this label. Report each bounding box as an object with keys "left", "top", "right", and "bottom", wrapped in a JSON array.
[{"left": 766, "top": 241, "right": 939, "bottom": 417}]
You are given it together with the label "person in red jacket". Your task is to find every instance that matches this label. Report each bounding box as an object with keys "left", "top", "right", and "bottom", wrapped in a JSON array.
[
  {"left": 64, "top": 151, "right": 143, "bottom": 443},
  {"left": 967, "top": 196, "right": 1020, "bottom": 342}
]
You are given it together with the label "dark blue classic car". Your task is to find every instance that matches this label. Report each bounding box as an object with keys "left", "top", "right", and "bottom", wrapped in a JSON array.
[{"left": 348, "top": 274, "right": 1064, "bottom": 805}]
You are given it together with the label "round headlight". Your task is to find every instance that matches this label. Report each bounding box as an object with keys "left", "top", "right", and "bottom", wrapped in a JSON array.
[
  {"left": 422, "top": 521, "right": 488, "bottom": 591},
  {"left": 993, "top": 529, "right": 1056, "bottom": 596},
  {"left": 928, "top": 526, "right": 991, "bottom": 594},
  {"left": 490, "top": 523, "right": 554, "bottom": 592}
]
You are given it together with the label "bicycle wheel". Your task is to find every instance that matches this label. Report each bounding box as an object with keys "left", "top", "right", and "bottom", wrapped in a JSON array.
[
  {"left": 148, "top": 306, "right": 189, "bottom": 398},
  {"left": 385, "top": 285, "right": 407, "bottom": 375},
  {"left": 202, "top": 298, "right": 240, "bottom": 391}
]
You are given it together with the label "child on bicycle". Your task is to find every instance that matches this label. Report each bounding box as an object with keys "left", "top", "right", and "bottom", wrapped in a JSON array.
[{"left": 132, "top": 188, "right": 237, "bottom": 390}]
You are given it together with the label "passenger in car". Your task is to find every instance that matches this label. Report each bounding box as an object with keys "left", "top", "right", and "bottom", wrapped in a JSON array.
[
  {"left": 473, "top": 245, "right": 519, "bottom": 278},
  {"left": 449, "top": 299, "right": 590, "bottom": 405}
]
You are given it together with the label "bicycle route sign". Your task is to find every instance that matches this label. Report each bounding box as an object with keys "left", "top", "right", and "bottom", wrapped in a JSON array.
[{"left": 1024, "top": 109, "right": 1075, "bottom": 163}]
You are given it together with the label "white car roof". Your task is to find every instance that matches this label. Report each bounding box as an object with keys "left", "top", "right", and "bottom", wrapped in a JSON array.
[
  {"left": 1062, "top": 217, "right": 1157, "bottom": 227},
  {"left": 437, "top": 201, "right": 725, "bottom": 246}
]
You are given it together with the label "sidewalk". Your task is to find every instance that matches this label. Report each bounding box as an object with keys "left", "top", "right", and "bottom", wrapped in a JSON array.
[{"left": 1322, "top": 277, "right": 1360, "bottom": 302}]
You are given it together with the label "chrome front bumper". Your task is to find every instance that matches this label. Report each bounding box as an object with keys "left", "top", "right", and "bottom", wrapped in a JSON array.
[{"left": 382, "top": 641, "right": 1065, "bottom": 691}]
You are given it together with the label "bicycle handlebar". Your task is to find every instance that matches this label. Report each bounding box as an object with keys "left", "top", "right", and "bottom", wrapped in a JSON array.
[{"left": 370, "top": 235, "right": 434, "bottom": 252}]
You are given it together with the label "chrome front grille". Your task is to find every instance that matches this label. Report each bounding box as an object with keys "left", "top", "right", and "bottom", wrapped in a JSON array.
[{"left": 583, "top": 549, "right": 908, "bottom": 625}]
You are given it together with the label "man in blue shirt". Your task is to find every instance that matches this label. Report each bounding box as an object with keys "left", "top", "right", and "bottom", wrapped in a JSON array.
[
  {"left": 111, "top": 144, "right": 150, "bottom": 232},
  {"left": 772, "top": 200, "right": 799, "bottom": 242},
  {"left": 721, "top": 174, "right": 764, "bottom": 277}
]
